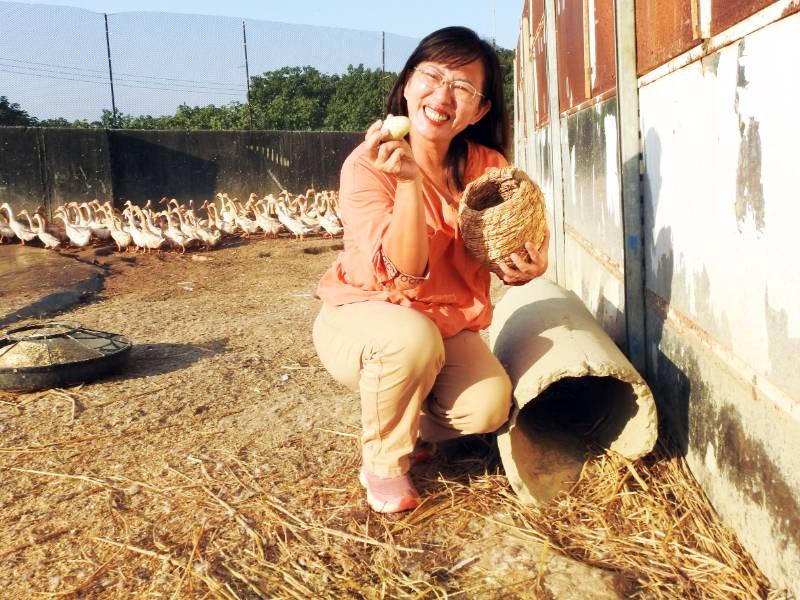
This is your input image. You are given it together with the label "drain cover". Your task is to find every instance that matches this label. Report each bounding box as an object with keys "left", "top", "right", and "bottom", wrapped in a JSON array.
[{"left": 0, "top": 321, "right": 132, "bottom": 391}]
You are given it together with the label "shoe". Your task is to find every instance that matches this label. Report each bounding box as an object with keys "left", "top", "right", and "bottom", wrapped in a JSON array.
[
  {"left": 409, "top": 439, "right": 437, "bottom": 464},
  {"left": 359, "top": 466, "right": 420, "bottom": 513}
]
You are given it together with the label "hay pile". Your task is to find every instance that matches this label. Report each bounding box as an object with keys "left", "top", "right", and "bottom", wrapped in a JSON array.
[
  {"left": 0, "top": 388, "right": 779, "bottom": 598},
  {"left": 510, "top": 435, "right": 776, "bottom": 599}
]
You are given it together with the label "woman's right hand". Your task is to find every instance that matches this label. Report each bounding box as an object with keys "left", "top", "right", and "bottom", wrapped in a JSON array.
[{"left": 364, "top": 118, "right": 421, "bottom": 183}]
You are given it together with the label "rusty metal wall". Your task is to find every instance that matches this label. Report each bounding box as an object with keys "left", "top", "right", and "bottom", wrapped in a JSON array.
[
  {"left": 589, "top": 0, "right": 617, "bottom": 96},
  {"left": 635, "top": 0, "right": 701, "bottom": 75},
  {"left": 556, "top": 0, "right": 589, "bottom": 111},
  {"left": 532, "top": 16, "right": 549, "bottom": 126},
  {"left": 711, "top": 0, "right": 777, "bottom": 34},
  {"left": 515, "top": 0, "right": 800, "bottom": 593}
]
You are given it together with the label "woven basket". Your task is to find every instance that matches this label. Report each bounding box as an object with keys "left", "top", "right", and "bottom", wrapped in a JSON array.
[{"left": 458, "top": 166, "right": 548, "bottom": 275}]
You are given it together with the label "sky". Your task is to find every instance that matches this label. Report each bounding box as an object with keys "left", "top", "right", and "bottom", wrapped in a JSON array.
[
  {"left": 1, "top": 1, "right": 523, "bottom": 121},
  {"left": 14, "top": 0, "right": 522, "bottom": 49}
]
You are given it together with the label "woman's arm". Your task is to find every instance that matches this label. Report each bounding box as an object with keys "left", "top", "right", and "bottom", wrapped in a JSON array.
[{"left": 363, "top": 119, "right": 428, "bottom": 277}]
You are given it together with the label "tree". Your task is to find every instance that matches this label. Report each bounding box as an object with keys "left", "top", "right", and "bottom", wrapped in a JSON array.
[
  {"left": 249, "top": 66, "right": 337, "bottom": 130},
  {"left": 171, "top": 102, "right": 248, "bottom": 130},
  {"left": 0, "top": 96, "right": 37, "bottom": 126},
  {"left": 324, "top": 64, "right": 396, "bottom": 131},
  {"left": 496, "top": 47, "right": 515, "bottom": 123}
]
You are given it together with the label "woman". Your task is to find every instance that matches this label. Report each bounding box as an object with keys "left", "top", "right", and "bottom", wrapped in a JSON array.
[{"left": 313, "top": 26, "right": 549, "bottom": 513}]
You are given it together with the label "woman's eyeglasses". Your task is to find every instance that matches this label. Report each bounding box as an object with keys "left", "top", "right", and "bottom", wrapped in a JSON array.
[{"left": 412, "top": 67, "right": 485, "bottom": 103}]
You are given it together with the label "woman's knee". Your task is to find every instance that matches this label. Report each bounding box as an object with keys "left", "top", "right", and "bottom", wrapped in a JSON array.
[
  {"left": 381, "top": 311, "right": 444, "bottom": 374},
  {"left": 469, "top": 373, "right": 513, "bottom": 433}
]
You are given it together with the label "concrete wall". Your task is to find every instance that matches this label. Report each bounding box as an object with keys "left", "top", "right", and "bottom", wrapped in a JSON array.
[
  {"left": 515, "top": 0, "right": 800, "bottom": 593},
  {"left": 0, "top": 128, "right": 362, "bottom": 215},
  {"left": 640, "top": 12, "right": 800, "bottom": 588}
]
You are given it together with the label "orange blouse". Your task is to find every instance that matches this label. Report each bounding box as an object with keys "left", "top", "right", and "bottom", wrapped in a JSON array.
[{"left": 316, "top": 140, "right": 508, "bottom": 338}]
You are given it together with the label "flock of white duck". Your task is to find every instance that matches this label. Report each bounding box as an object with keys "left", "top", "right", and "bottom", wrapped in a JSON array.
[{"left": 0, "top": 189, "right": 342, "bottom": 254}]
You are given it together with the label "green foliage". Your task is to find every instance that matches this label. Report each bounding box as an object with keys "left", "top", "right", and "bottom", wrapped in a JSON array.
[
  {"left": 0, "top": 95, "right": 36, "bottom": 126},
  {"left": 38, "top": 117, "right": 97, "bottom": 128},
  {"left": 496, "top": 47, "right": 515, "bottom": 121},
  {"left": 325, "top": 64, "right": 396, "bottom": 131},
  {"left": 249, "top": 66, "right": 338, "bottom": 130},
  {"left": 1, "top": 52, "right": 510, "bottom": 131}
]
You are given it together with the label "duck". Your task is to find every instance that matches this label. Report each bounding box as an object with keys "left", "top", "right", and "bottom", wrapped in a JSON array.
[
  {"left": 124, "top": 207, "right": 164, "bottom": 253},
  {"left": 0, "top": 207, "right": 17, "bottom": 243},
  {"left": 275, "top": 200, "right": 314, "bottom": 241},
  {"left": 233, "top": 200, "right": 259, "bottom": 237},
  {"left": 318, "top": 210, "right": 343, "bottom": 238},
  {"left": 53, "top": 207, "right": 92, "bottom": 248},
  {"left": 31, "top": 213, "right": 61, "bottom": 249},
  {"left": 205, "top": 202, "right": 236, "bottom": 235},
  {"left": 252, "top": 199, "right": 283, "bottom": 238},
  {"left": 0, "top": 203, "right": 37, "bottom": 245},
  {"left": 102, "top": 208, "right": 132, "bottom": 252},
  {"left": 161, "top": 210, "right": 194, "bottom": 254},
  {"left": 296, "top": 197, "right": 323, "bottom": 233},
  {"left": 34, "top": 207, "right": 67, "bottom": 242}
]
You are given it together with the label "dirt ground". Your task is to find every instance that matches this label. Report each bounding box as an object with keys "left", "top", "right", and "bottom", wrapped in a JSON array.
[{"left": 0, "top": 235, "right": 624, "bottom": 599}]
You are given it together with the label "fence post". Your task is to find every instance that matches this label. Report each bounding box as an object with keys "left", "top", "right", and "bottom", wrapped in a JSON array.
[
  {"left": 380, "top": 31, "right": 385, "bottom": 117},
  {"left": 614, "top": 0, "right": 646, "bottom": 373},
  {"left": 243, "top": 20, "right": 253, "bottom": 129},
  {"left": 103, "top": 13, "right": 117, "bottom": 126}
]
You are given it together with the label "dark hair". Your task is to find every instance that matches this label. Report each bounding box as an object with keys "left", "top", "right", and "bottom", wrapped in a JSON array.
[{"left": 385, "top": 26, "right": 509, "bottom": 192}]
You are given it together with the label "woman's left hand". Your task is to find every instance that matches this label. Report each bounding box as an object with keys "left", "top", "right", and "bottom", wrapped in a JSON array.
[{"left": 498, "top": 229, "right": 550, "bottom": 285}]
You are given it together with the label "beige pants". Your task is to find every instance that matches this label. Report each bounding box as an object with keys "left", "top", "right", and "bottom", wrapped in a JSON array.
[{"left": 312, "top": 301, "right": 512, "bottom": 477}]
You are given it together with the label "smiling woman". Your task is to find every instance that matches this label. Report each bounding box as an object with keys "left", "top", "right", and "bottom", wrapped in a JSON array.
[{"left": 312, "top": 26, "right": 551, "bottom": 514}]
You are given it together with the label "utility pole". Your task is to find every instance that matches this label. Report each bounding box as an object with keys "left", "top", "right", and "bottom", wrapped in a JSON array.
[
  {"left": 492, "top": 0, "right": 496, "bottom": 49},
  {"left": 104, "top": 13, "right": 117, "bottom": 126},
  {"left": 242, "top": 20, "right": 253, "bottom": 129},
  {"left": 380, "top": 31, "right": 385, "bottom": 117}
]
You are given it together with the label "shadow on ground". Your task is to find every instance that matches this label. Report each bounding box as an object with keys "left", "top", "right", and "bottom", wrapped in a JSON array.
[{"left": 108, "top": 338, "right": 230, "bottom": 380}]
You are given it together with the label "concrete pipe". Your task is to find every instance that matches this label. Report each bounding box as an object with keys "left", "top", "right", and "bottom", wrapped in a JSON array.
[{"left": 490, "top": 277, "right": 658, "bottom": 505}]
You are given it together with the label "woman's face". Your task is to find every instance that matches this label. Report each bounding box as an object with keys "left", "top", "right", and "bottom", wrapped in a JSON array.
[{"left": 403, "top": 58, "right": 491, "bottom": 147}]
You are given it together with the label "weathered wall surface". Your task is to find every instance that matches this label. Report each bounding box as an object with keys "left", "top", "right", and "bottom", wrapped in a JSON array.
[
  {"left": 560, "top": 100, "right": 625, "bottom": 346},
  {"left": 640, "top": 12, "right": 800, "bottom": 589},
  {"left": 0, "top": 128, "right": 48, "bottom": 215},
  {"left": 43, "top": 128, "right": 113, "bottom": 212},
  {"left": 515, "top": 0, "right": 800, "bottom": 593},
  {"left": 0, "top": 128, "right": 362, "bottom": 215},
  {"left": 108, "top": 130, "right": 361, "bottom": 204}
]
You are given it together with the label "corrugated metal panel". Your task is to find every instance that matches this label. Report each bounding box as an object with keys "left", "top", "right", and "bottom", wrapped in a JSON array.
[
  {"left": 561, "top": 99, "right": 622, "bottom": 264},
  {"left": 560, "top": 97, "right": 625, "bottom": 343},
  {"left": 711, "top": 0, "right": 775, "bottom": 35},
  {"left": 521, "top": 16, "right": 532, "bottom": 139},
  {"left": 532, "top": 0, "right": 544, "bottom": 29},
  {"left": 556, "top": 0, "right": 589, "bottom": 111},
  {"left": 635, "top": 0, "right": 701, "bottom": 75},
  {"left": 590, "top": 0, "right": 617, "bottom": 96},
  {"left": 533, "top": 17, "right": 550, "bottom": 127}
]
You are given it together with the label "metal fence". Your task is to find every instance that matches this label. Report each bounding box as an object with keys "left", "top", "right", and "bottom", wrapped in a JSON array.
[{"left": 0, "top": 2, "right": 418, "bottom": 123}]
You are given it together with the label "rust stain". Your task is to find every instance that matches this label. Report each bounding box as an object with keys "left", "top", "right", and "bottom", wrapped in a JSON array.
[
  {"left": 565, "top": 224, "right": 623, "bottom": 279},
  {"left": 533, "top": 20, "right": 550, "bottom": 128},
  {"left": 781, "top": 0, "right": 800, "bottom": 19},
  {"left": 711, "top": 0, "right": 774, "bottom": 36},
  {"left": 591, "top": 0, "right": 617, "bottom": 97},
  {"left": 556, "top": 0, "right": 589, "bottom": 113},
  {"left": 635, "top": 0, "right": 702, "bottom": 75}
]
